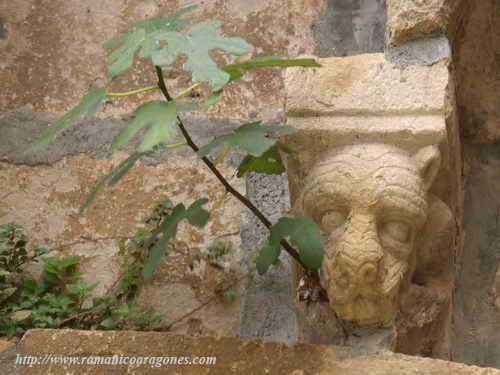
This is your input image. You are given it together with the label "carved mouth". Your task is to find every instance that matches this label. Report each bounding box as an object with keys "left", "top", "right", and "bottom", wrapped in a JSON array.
[
  {"left": 324, "top": 259, "right": 406, "bottom": 324},
  {"left": 331, "top": 294, "right": 397, "bottom": 324},
  {"left": 325, "top": 260, "right": 406, "bottom": 308}
]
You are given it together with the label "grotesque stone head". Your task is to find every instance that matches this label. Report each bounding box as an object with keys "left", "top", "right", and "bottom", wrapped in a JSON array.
[{"left": 295, "top": 143, "right": 441, "bottom": 324}]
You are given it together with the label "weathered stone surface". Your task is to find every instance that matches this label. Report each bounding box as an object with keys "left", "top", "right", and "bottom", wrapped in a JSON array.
[
  {"left": 287, "top": 0, "right": 328, "bottom": 56},
  {"left": 454, "top": 0, "right": 500, "bottom": 143},
  {"left": 0, "top": 338, "right": 16, "bottom": 353},
  {"left": 286, "top": 54, "right": 449, "bottom": 116},
  {"left": 494, "top": 266, "right": 500, "bottom": 311},
  {"left": 0, "top": 0, "right": 317, "bottom": 346},
  {"left": 385, "top": 35, "right": 451, "bottom": 67},
  {"left": 8, "top": 329, "right": 500, "bottom": 374},
  {"left": 452, "top": 145, "right": 500, "bottom": 368},
  {"left": 310, "top": 0, "right": 386, "bottom": 57},
  {"left": 450, "top": 0, "right": 500, "bottom": 368},
  {"left": 0, "top": 151, "right": 245, "bottom": 336},
  {"left": 386, "top": 0, "right": 464, "bottom": 44},
  {"left": 240, "top": 173, "right": 297, "bottom": 343},
  {"left": 0, "top": 0, "right": 294, "bottom": 120}
]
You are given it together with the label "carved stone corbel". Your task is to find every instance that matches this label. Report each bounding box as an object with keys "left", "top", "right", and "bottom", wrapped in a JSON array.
[
  {"left": 290, "top": 143, "right": 455, "bottom": 354},
  {"left": 284, "top": 54, "right": 459, "bottom": 357}
]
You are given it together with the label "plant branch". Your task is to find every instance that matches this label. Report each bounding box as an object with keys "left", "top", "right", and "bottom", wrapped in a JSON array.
[
  {"left": 108, "top": 85, "right": 159, "bottom": 97},
  {"left": 163, "top": 142, "right": 188, "bottom": 150},
  {"left": 46, "top": 236, "right": 135, "bottom": 254},
  {"left": 173, "top": 82, "right": 203, "bottom": 100},
  {"left": 209, "top": 191, "right": 229, "bottom": 215},
  {"left": 213, "top": 145, "right": 231, "bottom": 165},
  {"left": 59, "top": 303, "right": 106, "bottom": 326},
  {"left": 154, "top": 66, "right": 309, "bottom": 272}
]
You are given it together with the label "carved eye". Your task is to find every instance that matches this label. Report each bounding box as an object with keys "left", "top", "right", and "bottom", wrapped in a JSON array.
[
  {"left": 321, "top": 210, "right": 346, "bottom": 232},
  {"left": 383, "top": 222, "right": 410, "bottom": 242}
]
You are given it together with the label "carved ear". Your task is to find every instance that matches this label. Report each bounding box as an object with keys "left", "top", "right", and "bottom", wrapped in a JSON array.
[{"left": 413, "top": 146, "right": 441, "bottom": 191}]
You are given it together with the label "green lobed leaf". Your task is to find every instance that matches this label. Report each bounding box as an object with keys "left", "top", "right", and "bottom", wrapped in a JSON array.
[
  {"left": 142, "top": 205, "right": 184, "bottom": 281},
  {"left": 153, "top": 20, "right": 254, "bottom": 90},
  {"left": 184, "top": 199, "right": 210, "bottom": 228},
  {"left": 270, "top": 217, "right": 324, "bottom": 270},
  {"left": 112, "top": 101, "right": 199, "bottom": 153},
  {"left": 27, "top": 87, "right": 107, "bottom": 153},
  {"left": 256, "top": 216, "right": 324, "bottom": 275},
  {"left": 79, "top": 153, "right": 146, "bottom": 214},
  {"left": 256, "top": 245, "right": 281, "bottom": 275},
  {"left": 198, "top": 121, "right": 297, "bottom": 158},
  {"left": 131, "top": 5, "right": 197, "bottom": 30},
  {"left": 275, "top": 142, "right": 296, "bottom": 155},
  {"left": 237, "top": 144, "right": 286, "bottom": 178},
  {"left": 100, "top": 317, "right": 117, "bottom": 329},
  {"left": 108, "top": 153, "right": 144, "bottom": 186},
  {"left": 222, "top": 57, "right": 321, "bottom": 84},
  {"left": 203, "top": 92, "right": 223, "bottom": 107},
  {"left": 142, "top": 199, "right": 210, "bottom": 280},
  {"left": 104, "top": 5, "right": 198, "bottom": 76},
  {"left": 107, "top": 29, "right": 146, "bottom": 77},
  {"left": 65, "top": 284, "right": 82, "bottom": 295},
  {"left": 60, "top": 256, "right": 81, "bottom": 268}
]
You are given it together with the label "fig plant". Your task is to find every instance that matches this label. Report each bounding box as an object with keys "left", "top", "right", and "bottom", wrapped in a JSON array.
[{"left": 28, "top": 5, "right": 324, "bottom": 281}]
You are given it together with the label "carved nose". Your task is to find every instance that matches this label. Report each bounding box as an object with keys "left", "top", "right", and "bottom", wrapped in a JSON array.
[
  {"left": 334, "top": 260, "right": 380, "bottom": 288},
  {"left": 359, "top": 262, "right": 378, "bottom": 284}
]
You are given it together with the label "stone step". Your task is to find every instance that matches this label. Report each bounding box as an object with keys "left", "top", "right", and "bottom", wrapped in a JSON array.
[{"left": 6, "top": 329, "right": 500, "bottom": 375}]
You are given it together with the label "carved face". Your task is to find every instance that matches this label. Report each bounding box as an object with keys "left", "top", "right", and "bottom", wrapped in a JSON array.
[{"left": 296, "top": 144, "right": 441, "bottom": 324}]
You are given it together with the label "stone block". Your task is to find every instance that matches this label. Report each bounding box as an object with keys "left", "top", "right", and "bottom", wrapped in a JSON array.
[
  {"left": 9, "top": 329, "right": 500, "bottom": 374},
  {"left": 386, "top": 0, "right": 462, "bottom": 44}
]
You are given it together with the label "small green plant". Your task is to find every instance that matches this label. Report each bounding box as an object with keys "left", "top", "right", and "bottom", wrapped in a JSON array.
[
  {"left": 0, "top": 223, "right": 47, "bottom": 275},
  {"left": 0, "top": 222, "right": 162, "bottom": 337},
  {"left": 27, "top": 5, "right": 325, "bottom": 283}
]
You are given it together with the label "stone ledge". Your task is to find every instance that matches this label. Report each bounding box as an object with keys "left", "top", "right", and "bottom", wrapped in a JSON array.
[
  {"left": 284, "top": 53, "right": 450, "bottom": 159},
  {"left": 8, "top": 329, "right": 500, "bottom": 374},
  {"left": 285, "top": 54, "right": 449, "bottom": 117}
]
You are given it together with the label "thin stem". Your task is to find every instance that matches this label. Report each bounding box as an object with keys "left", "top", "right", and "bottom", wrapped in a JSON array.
[
  {"left": 173, "top": 82, "right": 203, "bottom": 100},
  {"left": 163, "top": 142, "right": 188, "bottom": 150},
  {"left": 107, "top": 85, "right": 159, "bottom": 97},
  {"left": 46, "top": 236, "right": 135, "bottom": 254},
  {"left": 209, "top": 191, "right": 229, "bottom": 215},
  {"left": 154, "top": 66, "right": 309, "bottom": 272},
  {"left": 213, "top": 146, "right": 231, "bottom": 165}
]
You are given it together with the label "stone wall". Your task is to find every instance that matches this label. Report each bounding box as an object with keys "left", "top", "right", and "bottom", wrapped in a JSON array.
[
  {"left": 451, "top": 0, "right": 500, "bottom": 368},
  {"left": 2, "top": 0, "right": 500, "bottom": 371},
  {"left": 0, "top": 0, "right": 302, "bottom": 338}
]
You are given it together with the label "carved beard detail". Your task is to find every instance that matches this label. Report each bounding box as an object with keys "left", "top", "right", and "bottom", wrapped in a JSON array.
[
  {"left": 381, "top": 253, "right": 408, "bottom": 295},
  {"left": 295, "top": 144, "right": 441, "bottom": 325}
]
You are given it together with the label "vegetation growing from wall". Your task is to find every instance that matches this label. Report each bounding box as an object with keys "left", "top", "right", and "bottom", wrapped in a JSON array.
[
  {"left": 27, "top": 6, "right": 325, "bottom": 288},
  {"left": 0, "top": 220, "right": 164, "bottom": 337}
]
